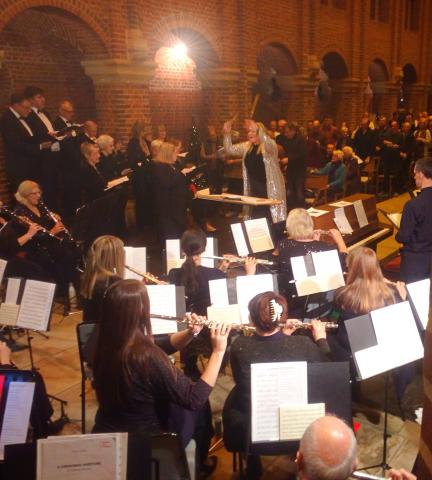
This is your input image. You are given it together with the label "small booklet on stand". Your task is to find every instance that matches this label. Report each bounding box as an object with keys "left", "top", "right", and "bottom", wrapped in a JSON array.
[{"left": 231, "top": 217, "right": 274, "bottom": 256}]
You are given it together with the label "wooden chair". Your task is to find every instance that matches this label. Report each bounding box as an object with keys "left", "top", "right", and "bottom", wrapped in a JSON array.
[
  {"left": 360, "top": 156, "right": 379, "bottom": 193},
  {"left": 305, "top": 174, "right": 329, "bottom": 206}
]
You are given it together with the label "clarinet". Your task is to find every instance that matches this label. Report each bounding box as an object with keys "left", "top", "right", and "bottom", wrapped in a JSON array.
[{"left": 38, "top": 201, "right": 76, "bottom": 244}]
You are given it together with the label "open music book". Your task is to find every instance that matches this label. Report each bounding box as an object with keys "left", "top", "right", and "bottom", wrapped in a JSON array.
[
  {"left": 290, "top": 249, "right": 345, "bottom": 296},
  {"left": 165, "top": 237, "right": 217, "bottom": 273},
  {"left": 0, "top": 279, "right": 56, "bottom": 331},
  {"left": 105, "top": 176, "right": 129, "bottom": 191},
  {"left": 37, "top": 433, "right": 128, "bottom": 480},
  {"left": 346, "top": 301, "right": 424, "bottom": 380},
  {"left": 124, "top": 246, "right": 147, "bottom": 280},
  {"left": 231, "top": 217, "right": 274, "bottom": 256}
]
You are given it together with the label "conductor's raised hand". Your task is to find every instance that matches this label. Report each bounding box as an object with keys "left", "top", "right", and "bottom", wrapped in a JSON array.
[
  {"left": 210, "top": 322, "right": 231, "bottom": 354},
  {"left": 186, "top": 313, "right": 204, "bottom": 337},
  {"left": 222, "top": 120, "right": 232, "bottom": 135}
]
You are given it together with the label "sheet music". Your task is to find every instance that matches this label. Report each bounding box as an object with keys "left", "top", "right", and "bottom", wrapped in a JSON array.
[
  {"left": 290, "top": 256, "right": 309, "bottom": 280},
  {"left": 207, "top": 304, "right": 241, "bottom": 325},
  {"left": 0, "top": 381, "right": 35, "bottom": 460},
  {"left": 244, "top": 218, "right": 274, "bottom": 253},
  {"left": 329, "top": 201, "right": 353, "bottom": 207},
  {"left": 407, "top": 278, "right": 430, "bottom": 329},
  {"left": 165, "top": 239, "right": 184, "bottom": 273},
  {"left": 307, "top": 207, "right": 328, "bottom": 217},
  {"left": 0, "top": 259, "right": 7, "bottom": 284},
  {"left": 201, "top": 237, "right": 216, "bottom": 268},
  {"left": 231, "top": 223, "right": 250, "bottom": 257},
  {"left": 105, "top": 175, "right": 129, "bottom": 190},
  {"left": 0, "top": 303, "right": 20, "bottom": 326},
  {"left": 354, "top": 302, "right": 424, "bottom": 380},
  {"left": 147, "top": 284, "right": 178, "bottom": 334},
  {"left": 209, "top": 278, "right": 229, "bottom": 306},
  {"left": 16, "top": 280, "right": 56, "bottom": 331},
  {"left": 236, "top": 274, "right": 275, "bottom": 324},
  {"left": 124, "top": 247, "right": 147, "bottom": 280},
  {"left": 251, "top": 362, "right": 307, "bottom": 442},
  {"left": 5, "top": 278, "right": 21, "bottom": 304},
  {"left": 353, "top": 200, "right": 368, "bottom": 228},
  {"left": 37, "top": 433, "right": 127, "bottom": 480},
  {"left": 333, "top": 207, "right": 353, "bottom": 234},
  {"left": 279, "top": 403, "right": 325, "bottom": 441}
]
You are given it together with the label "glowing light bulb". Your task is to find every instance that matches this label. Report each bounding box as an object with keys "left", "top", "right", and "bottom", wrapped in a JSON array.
[{"left": 171, "top": 42, "right": 188, "bottom": 60}]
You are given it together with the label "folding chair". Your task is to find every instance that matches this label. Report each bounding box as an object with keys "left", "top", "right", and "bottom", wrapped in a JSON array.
[{"left": 76, "top": 322, "right": 97, "bottom": 433}]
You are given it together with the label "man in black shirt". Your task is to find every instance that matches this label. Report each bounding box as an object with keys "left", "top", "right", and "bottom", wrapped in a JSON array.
[
  {"left": 352, "top": 118, "right": 375, "bottom": 161},
  {"left": 396, "top": 157, "right": 432, "bottom": 282}
]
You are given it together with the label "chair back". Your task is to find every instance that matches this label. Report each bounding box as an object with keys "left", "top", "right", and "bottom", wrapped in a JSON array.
[
  {"left": 151, "top": 433, "right": 191, "bottom": 480},
  {"left": 305, "top": 174, "right": 328, "bottom": 190},
  {"left": 76, "top": 322, "right": 98, "bottom": 380}
]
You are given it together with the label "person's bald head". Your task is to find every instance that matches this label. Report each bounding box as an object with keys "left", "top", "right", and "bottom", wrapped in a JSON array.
[
  {"left": 59, "top": 100, "right": 75, "bottom": 122},
  {"left": 84, "top": 120, "right": 98, "bottom": 138},
  {"left": 297, "top": 416, "right": 357, "bottom": 480}
]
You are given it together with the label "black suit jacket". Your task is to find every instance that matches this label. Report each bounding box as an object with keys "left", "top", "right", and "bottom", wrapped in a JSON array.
[
  {"left": 26, "top": 110, "right": 53, "bottom": 142},
  {"left": 0, "top": 108, "right": 41, "bottom": 183},
  {"left": 53, "top": 116, "right": 81, "bottom": 175}
]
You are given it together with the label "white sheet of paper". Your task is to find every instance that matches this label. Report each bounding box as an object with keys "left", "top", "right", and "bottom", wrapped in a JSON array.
[
  {"left": 147, "top": 284, "right": 178, "bottom": 334},
  {"left": 0, "top": 303, "right": 20, "bottom": 327},
  {"left": 353, "top": 200, "right": 368, "bottom": 228},
  {"left": 279, "top": 403, "right": 325, "bottom": 441},
  {"left": 244, "top": 218, "right": 274, "bottom": 253},
  {"left": 209, "top": 278, "right": 229, "bottom": 306},
  {"left": 0, "top": 259, "right": 7, "bottom": 284},
  {"left": 290, "top": 256, "right": 309, "bottom": 280},
  {"left": 37, "top": 433, "right": 127, "bottom": 480},
  {"left": 207, "top": 304, "right": 241, "bottom": 325},
  {"left": 5, "top": 278, "right": 21, "bottom": 304},
  {"left": 0, "top": 381, "right": 35, "bottom": 460},
  {"left": 329, "top": 201, "right": 353, "bottom": 207},
  {"left": 387, "top": 213, "right": 402, "bottom": 229},
  {"left": 201, "top": 237, "right": 216, "bottom": 269},
  {"left": 333, "top": 207, "right": 353, "bottom": 234},
  {"left": 17, "top": 280, "right": 56, "bottom": 331},
  {"left": 105, "top": 175, "right": 129, "bottom": 190},
  {"left": 251, "top": 362, "right": 308, "bottom": 442},
  {"left": 165, "top": 239, "right": 184, "bottom": 273},
  {"left": 231, "top": 223, "right": 250, "bottom": 257},
  {"left": 236, "top": 274, "right": 275, "bottom": 324},
  {"left": 407, "top": 278, "right": 430, "bottom": 330},
  {"left": 294, "top": 250, "right": 345, "bottom": 296},
  {"left": 354, "top": 302, "right": 424, "bottom": 380},
  {"left": 307, "top": 208, "right": 328, "bottom": 217},
  {"left": 124, "top": 247, "right": 147, "bottom": 280}
]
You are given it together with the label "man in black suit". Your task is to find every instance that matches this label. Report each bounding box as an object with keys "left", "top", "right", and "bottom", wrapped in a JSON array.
[
  {"left": 53, "top": 100, "right": 82, "bottom": 219},
  {"left": 0, "top": 92, "right": 52, "bottom": 190},
  {"left": 24, "top": 86, "right": 60, "bottom": 209}
]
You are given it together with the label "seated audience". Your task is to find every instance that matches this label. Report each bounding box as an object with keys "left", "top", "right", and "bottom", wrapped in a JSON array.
[
  {"left": 342, "top": 146, "right": 361, "bottom": 195},
  {"left": 223, "top": 291, "right": 330, "bottom": 479},
  {"left": 314, "top": 149, "right": 346, "bottom": 196}
]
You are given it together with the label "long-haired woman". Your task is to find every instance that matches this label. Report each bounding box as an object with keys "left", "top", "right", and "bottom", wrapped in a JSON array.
[
  {"left": 81, "top": 235, "right": 125, "bottom": 323},
  {"left": 93, "top": 279, "right": 229, "bottom": 476}
]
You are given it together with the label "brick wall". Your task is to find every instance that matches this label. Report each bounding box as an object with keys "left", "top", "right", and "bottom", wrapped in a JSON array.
[{"left": 0, "top": 0, "right": 431, "bottom": 197}]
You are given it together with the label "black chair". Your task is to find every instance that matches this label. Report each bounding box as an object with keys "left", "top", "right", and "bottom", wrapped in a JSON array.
[
  {"left": 76, "top": 322, "right": 97, "bottom": 433},
  {"left": 151, "top": 432, "right": 193, "bottom": 480}
]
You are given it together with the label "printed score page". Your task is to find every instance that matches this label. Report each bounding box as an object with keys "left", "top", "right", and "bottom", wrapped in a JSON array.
[
  {"left": 279, "top": 403, "right": 325, "bottom": 441},
  {"left": 165, "top": 239, "right": 184, "bottom": 273},
  {"left": 0, "top": 303, "right": 20, "bottom": 327},
  {"left": 208, "top": 278, "right": 230, "bottom": 307},
  {"left": 333, "top": 207, "right": 353, "bottom": 234},
  {"left": 231, "top": 223, "right": 250, "bottom": 257},
  {"left": 0, "top": 381, "right": 35, "bottom": 460},
  {"left": 307, "top": 208, "right": 328, "bottom": 218},
  {"left": 244, "top": 218, "right": 274, "bottom": 253},
  {"left": 236, "top": 274, "right": 275, "bottom": 324},
  {"left": 353, "top": 200, "right": 368, "bottom": 228},
  {"left": 124, "top": 247, "right": 147, "bottom": 280},
  {"left": 354, "top": 302, "right": 424, "bottom": 380},
  {"left": 251, "top": 362, "right": 308, "bottom": 443},
  {"left": 37, "top": 433, "right": 127, "bottom": 480},
  {"left": 147, "top": 284, "right": 178, "bottom": 334},
  {"left": 406, "top": 278, "right": 430, "bottom": 330},
  {"left": 16, "top": 280, "right": 56, "bottom": 331},
  {"left": 5, "top": 277, "right": 21, "bottom": 304},
  {"left": 0, "top": 259, "right": 7, "bottom": 284},
  {"left": 207, "top": 304, "right": 241, "bottom": 325}
]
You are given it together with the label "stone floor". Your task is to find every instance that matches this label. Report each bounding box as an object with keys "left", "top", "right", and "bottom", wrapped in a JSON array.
[{"left": 7, "top": 192, "right": 422, "bottom": 479}]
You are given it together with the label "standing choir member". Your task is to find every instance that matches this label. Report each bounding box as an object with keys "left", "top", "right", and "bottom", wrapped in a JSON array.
[
  {"left": 396, "top": 157, "right": 432, "bottom": 282},
  {"left": 80, "top": 142, "right": 107, "bottom": 203},
  {"left": 223, "top": 118, "right": 286, "bottom": 239}
]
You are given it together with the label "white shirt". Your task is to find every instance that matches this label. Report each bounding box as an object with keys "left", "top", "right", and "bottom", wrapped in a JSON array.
[
  {"left": 59, "top": 116, "right": 72, "bottom": 127},
  {"left": 9, "top": 107, "right": 34, "bottom": 137},
  {"left": 32, "top": 106, "right": 54, "bottom": 132}
]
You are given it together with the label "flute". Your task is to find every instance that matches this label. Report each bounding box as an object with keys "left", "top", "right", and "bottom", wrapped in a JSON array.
[
  {"left": 351, "top": 472, "right": 385, "bottom": 480},
  {"left": 149, "top": 313, "right": 338, "bottom": 332},
  {"left": 201, "top": 255, "right": 275, "bottom": 266},
  {"left": 125, "top": 265, "right": 167, "bottom": 285}
]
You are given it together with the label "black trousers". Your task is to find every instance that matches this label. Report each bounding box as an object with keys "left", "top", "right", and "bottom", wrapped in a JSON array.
[
  {"left": 286, "top": 168, "right": 305, "bottom": 209},
  {"left": 400, "top": 250, "right": 432, "bottom": 283}
]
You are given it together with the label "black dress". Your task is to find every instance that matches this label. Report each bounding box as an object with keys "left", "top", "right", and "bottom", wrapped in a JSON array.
[
  {"left": 152, "top": 162, "right": 189, "bottom": 241},
  {"left": 244, "top": 145, "right": 268, "bottom": 220},
  {"left": 98, "top": 152, "right": 123, "bottom": 182},
  {"left": 223, "top": 331, "right": 330, "bottom": 452},
  {"left": 82, "top": 275, "right": 121, "bottom": 323},
  {"left": 81, "top": 161, "right": 107, "bottom": 203}
]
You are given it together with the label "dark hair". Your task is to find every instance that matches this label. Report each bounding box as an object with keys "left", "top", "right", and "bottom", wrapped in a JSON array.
[
  {"left": 179, "top": 229, "right": 207, "bottom": 295},
  {"left": 248, "top": 292, "right": 288, "bottom": 333},
  {"left": 23, "top": 86, "right": 44, "bottom": 99},
  {"left": 415, "top": 157, "right": 432, "bottom": 179},
  {"left": 286, "top": 122, "right": 299, "bottom": 132},
  {"left": 10, "top": 92, "right": 26, "bottom": 105},
  {"left": 93, "top": 279, "right": 172, "bottom": 409}
]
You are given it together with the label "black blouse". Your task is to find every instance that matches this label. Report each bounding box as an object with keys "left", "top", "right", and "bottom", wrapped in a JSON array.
[
  {"left": 83, "top": 275, "right": 121, "bottom": 323},
  {"left": 244, "top": 144, "right": 265, "bottom": 184}
]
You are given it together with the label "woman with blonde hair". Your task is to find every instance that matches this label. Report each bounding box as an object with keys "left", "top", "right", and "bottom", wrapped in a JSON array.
[
  {"left": 223, "top": 118, "right": 286, "bottom": 239},
  {"left": 81, "top": 235, "right": 125, "bottom": 323},
  {"left": 277, "top": 208, "right": 347, "bottom": 317}
]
